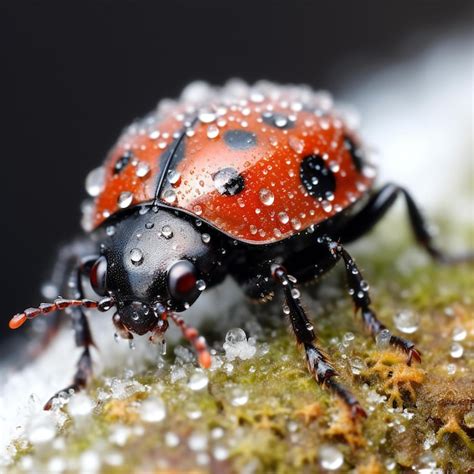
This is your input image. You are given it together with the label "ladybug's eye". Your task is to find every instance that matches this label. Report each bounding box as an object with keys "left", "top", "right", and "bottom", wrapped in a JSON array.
[
  {"left": 168, "top": 260, "right": 199, "bottom": 304},
  {"left": 90, "top": 256, "right": 108, "bottom": 296}
]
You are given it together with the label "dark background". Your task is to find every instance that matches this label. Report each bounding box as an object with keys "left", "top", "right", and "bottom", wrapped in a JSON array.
[{"left": 0, "top": 0, "right": 471, "bottom": 345}]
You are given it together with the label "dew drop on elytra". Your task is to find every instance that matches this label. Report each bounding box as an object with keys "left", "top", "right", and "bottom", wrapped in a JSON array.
[
  {"left": 162, "top": 189, "right": 177, "bottom": 203},
  {"left": 207, "top": 125, "right": 219, "bottom": 139},
  {"left": 259, "top": 188, "right": 274, "bottom": 206},
  {"left": 278, "top": 212, "right": 289, "bottom": 224},
  {"left": 118, "top": 191, "right": 133, "bottom": 209},
  {"left": 136, "top": 162, "right": 151, "bottom": 178},
  {"left": 167, "top": 169, "right": 181, "bottom": 185}
]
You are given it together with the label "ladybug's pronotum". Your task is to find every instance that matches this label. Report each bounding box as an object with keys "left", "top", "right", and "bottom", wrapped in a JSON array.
[{"left": 10, "top": 81, "right": 472, "bottom": 415}]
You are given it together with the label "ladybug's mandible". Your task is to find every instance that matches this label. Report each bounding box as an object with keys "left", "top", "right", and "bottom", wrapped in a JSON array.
[{"left": 10, "top": 80, "right": 472, "bottom": 416}]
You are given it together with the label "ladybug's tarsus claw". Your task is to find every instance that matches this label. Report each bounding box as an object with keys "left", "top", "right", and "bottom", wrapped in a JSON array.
[
  {"left": 351, "top": 403, "right": 367, "bottom": 419},
  {"left": 406, "top": 348, "right": 422, "bottom": 366}
]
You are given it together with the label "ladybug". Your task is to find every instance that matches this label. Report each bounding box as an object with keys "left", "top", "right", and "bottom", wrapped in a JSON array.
[{"left": 10, "top": 80, "right": 472, "bottom": 416}]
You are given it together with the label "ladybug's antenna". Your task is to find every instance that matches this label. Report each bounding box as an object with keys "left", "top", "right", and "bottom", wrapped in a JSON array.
[
  {"left": 168, "top": 312, "right": 212, "bottom": 369},
  {"left": 9, "top": 297, "right": 115, "bottom": 330}
]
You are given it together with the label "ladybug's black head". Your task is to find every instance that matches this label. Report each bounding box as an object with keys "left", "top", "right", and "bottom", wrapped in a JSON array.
[{"left": 91, "top": 205, "right": 225, "bottom": 335}]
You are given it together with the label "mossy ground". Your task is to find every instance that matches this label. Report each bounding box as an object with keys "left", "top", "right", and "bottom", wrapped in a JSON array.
[{"left": 6, "top": 221, "right": 474, "bottom": 473}]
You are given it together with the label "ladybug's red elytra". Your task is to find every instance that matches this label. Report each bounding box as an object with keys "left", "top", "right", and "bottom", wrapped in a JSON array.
[{"left": 10, "top": 80, "right": 472, "bottom": 416}]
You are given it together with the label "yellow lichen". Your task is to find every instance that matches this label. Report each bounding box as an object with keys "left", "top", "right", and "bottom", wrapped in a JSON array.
[
  {"left": 326, "top": 401, "right": 365, "bottom": 448},
  {"left": 295, "top": 402, "right": 323, "bottom": 425},
  {"left": 362, "top": 350, "right": 425, "bottom": 407},
  {"left": 355, "top": 456, "right": 384, "bottom": 474}
]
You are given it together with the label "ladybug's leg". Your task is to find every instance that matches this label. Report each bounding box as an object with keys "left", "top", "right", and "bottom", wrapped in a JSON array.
[
  {"left": 28, "top": 239, "right": 97, "bottom": 360},
  {"left": 44, "top": 257, "right": 98, "bottom": 410},
  {"left": 318, "top": 237, "right": 421, "bottom": 365},
  {"left": 272, "top": 265, "right": 366, "bottom": 418},
  {"left": 337, "top": 183, "right": 472, "bottom": 264}
]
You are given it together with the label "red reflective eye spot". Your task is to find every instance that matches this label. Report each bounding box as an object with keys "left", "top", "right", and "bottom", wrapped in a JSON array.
[{"left": 176, "top": 272, "right": 197, "bottom": 295}]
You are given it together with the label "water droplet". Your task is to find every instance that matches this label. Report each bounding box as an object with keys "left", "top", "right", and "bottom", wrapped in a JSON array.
[
  {"left": 291, "top": 217, "right": 301, "bottom": 230},
  {"left": 393, "top": 311, "right": 419, "bottom": 334},
  {"left": 288, "top": 136, "right": 304, "bottom": 154},
  {"left": 350, "top": 357, "right": 366, "bottom": 375},
  {"left": 446, "top": 363, "right": 456, "bottom": 375},
  {"left": 198, "top": 110, "right": 216, "bottom": 123},
  {"left": 230, "top": 387, "right": 249, "bottom": 406},
  {"left": 167, "top": 169, "right": 181, "bottom": 185},
  {"left": 452, "top": 326, "right": 467, "bottom": 341},
  {"left": 145, "top": 222, "right": 154, "bottom": 229},
  {"left": 202, "top": 233, "right": 211, "bottom": 244},
  {"left": 319, "top": 444, "right": 344, "bottom": 470},
  {"left": 188, "top": 371, "right": 209, "bottom": 391},
  {"left": 375, "top": 329, "right": 391, "bottom": 349},
  {"left": 130, "top": 248, "right": 144, "bottom": 266},
  {"left": 188, "top": 432, "right": 208, "bottom": 451},
  {"left": 450, "top": 342, "right": 463, "bottom": 358},
  {"left": 291, "top": 288, "right": 300, "bottom": 299},
  {"left": 117, "top": 191, "right": 133, "bottom": 209},
  {"left": 321, "top": 200, "right": 332, "bottom": 213},
  {"left": 162, "top": 189, "right": 177, "bottom": 203},
  {"left": 207, "top": 124, "right": 219, "bottom": 139},
  {"left": 278, "top": 211, "right": 289, "bottom": 224},
  {"left": 85, "top": 167, "right": 106, "bottom": 197},
  {"left": 136, "top": 162, "right": 150, "bottom": 178},
  {"left": 259, "top": 188, "right": 274, "bottom": 206},
  {"left": 139, "top": 398, "right": 166, "bottom": 422},
  {"left": 196, "top": 279, "right": 207, "bottom": 291},
  {"left": 165, "top": 432, "right": 180, "bottom": 447},
  {"left": 275, "top": 116, "right": 288, "bottom": 128},
  {"left": 161, "top": 225, "right": 173, "bottom": 239},
  {"left": 106, "top": 225, "right": 116, "bottom": 236},
  {"left": 343, "top": 332, "right": 355, "bottom": 344},
  {"left": 225, "top": 328, "right": 246, "bottom": 344},
  {"left": 213, "top": 446, "right": 229, "bottom": 461},
  {"left": 68, "top": 393, "right": 94, "bottom": 417}
]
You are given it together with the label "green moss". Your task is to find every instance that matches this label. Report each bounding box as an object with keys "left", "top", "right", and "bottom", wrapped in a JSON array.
[{"left": 7, "top": 222, "right": 474, "bottom": 473}]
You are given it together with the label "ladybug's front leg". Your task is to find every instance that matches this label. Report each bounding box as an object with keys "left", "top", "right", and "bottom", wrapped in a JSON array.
[
  {"left": 320, "top": 237, "right": 421, "bottom": 365},
  {"left": 272, "top": 265, "right": 366, "bottom": 418},
  {"left": 44, "top": 257, "right": 98, "bottom": 410}
]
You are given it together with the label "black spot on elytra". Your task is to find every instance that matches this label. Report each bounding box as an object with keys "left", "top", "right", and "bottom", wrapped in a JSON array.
[
  {"left": 262, "top": 112, "right": 295, "bottom": 130},
  {"left": 300, "top": 155, "right": 336, "bottom": 199},
  {"left": 344, "top": 136, "right": 364, "bottom": 172},
  {"left": 212, "top": 167, "right": 245, "bottom": 196},
  {"left": 223, "top": 130, "right": 257, "bottom": 150},
  {"left": 114, "top": 151, "right": 133, "bottom": 174}
]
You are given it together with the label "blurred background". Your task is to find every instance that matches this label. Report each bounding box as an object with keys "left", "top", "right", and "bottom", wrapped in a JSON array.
[{"left": 0, "top": 0, "right": 472, "bottom": 349}]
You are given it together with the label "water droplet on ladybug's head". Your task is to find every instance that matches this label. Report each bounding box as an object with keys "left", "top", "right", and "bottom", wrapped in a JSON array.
[
  {"left": 161, "top": 225, "right": 173, "bottom": 239},
  {"left": 130, "top": 248, "right": 144, "bottom": 266}
]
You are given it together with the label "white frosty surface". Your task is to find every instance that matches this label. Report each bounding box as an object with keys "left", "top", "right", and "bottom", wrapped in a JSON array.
[{"left": 1, "top": 32, "right": 473, "bottom": 465}]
